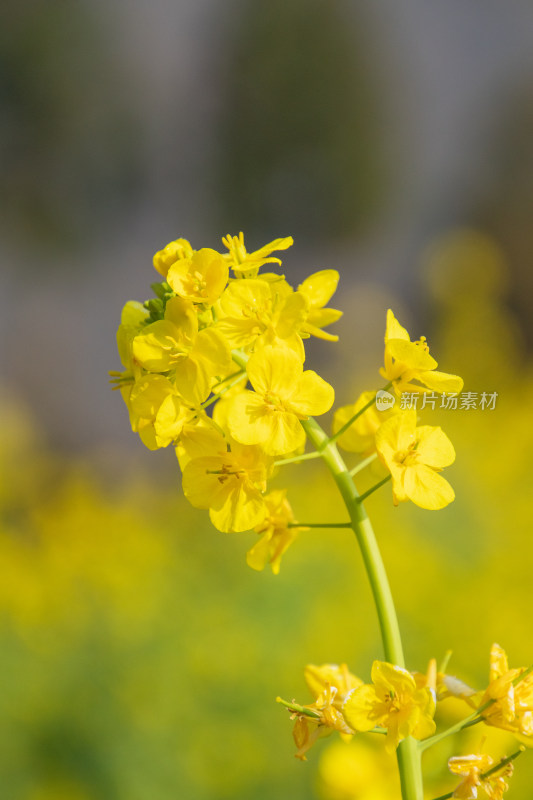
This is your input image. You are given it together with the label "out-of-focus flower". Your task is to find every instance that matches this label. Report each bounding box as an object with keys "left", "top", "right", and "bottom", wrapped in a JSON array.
[
  {"left": 332, "top": 390, "right": 401, "bottom": 454},
  {"left": 221, "top": 232, "right": 293, "bottom": 277},
  {"left": 448, "top": 753, "right": 513, "bottom": 800},
  {"left": 481, "top": 644, "right": 533, "bottom": 738},
  {"left": 247, "top": 490, "right": 304, "bottom": 574},
  {"left": 227, "top": 346, "right": 334, "bottom": 456},
  {"left": 375, "top": 409, "right": 456, "bottom": 509},
  {"left": 318, "top": 738, "right": 400, "bottom": 800},
  {"left": 380, "top": 309, "right": 463, "bottom": 396},
  {"left": 342, "top": 661, "right": 436, "bottom": 752},
  {"left": 297, "top": 270, "right": 343, "bottom": 341}
]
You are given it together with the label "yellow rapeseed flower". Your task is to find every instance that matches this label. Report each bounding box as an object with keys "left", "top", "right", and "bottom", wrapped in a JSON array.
[
  {"left": 109, "top": 301, "right": 149, "bottom": 425},
  {"left": 288, "top": 663, "right": 362, "bottom": 760},
  {"left": 127, "top": 374, "right": 187, "bottom": 450},
  {"left": 227, "top": 346, "right": 334, "bottom": 456},
  {"left": 247, "top": 489, "right": 303, "bottom": 574},
  {"left": 152, "top": 238, "right": 194, "bottom": 279},
  {"left": 297, "top": 269, "right": 343, "bottom": 341},
  {"left": 332, "top": 390, "right": 401, "bottom": 454},
  {"left": 221, "top": 231, "right": 293, "bottom": 278},
  {"left": 167, "top": 247, "right": 229, "bottom": 306},
  {"left": 216, "top": 278, "right": 307, "bottom": 357},
  {"left": 181, "top": 430, "right": 272, "bottom": 533},
  {"left": 343, "top": 661, "right": 436, "bottom": 752},
  {"left": 375, "top": 409, "right": 456, "bottom": 509},
  {"left": 380, "top": 309, "right": 463, "bottom": 396},
  {"left": 480, "top": 644, "right": 533, "bottom": 738},
  {"left": 448, "top": 753, "right": 513, "bottom": 800},
  {"left": 305, "top": 663, "right": 363, "bottom": 704},
  {"left": 132, "top": 296, "right": 232, "bottom": 404}
]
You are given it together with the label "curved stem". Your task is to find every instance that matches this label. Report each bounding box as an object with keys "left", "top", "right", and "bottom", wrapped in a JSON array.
[
  {"left": 301, "top": 416, "right": 423, "bottom": 800},
  {"left": 230, "top": 351, "right": 423, "bottom": 799}
]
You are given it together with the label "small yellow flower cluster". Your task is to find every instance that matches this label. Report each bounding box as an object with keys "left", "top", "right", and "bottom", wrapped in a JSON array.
[
  {"left": 281, "top": 644, "right": 533, "bottom": 769},
  {"left": 333, "top": 309, "right": 464, "bottom": 510},
  {"left": 481, "top": 643, "right": 533, "bottom": 738},
  {"left": 280, "top": 660, "right": 436, "bottom": 759},
  {"left": 110, "top": 233, "right": 340, "bottom": 569},
  {"left": 447, "top": 753, "right": 514, "bottom": 800}
]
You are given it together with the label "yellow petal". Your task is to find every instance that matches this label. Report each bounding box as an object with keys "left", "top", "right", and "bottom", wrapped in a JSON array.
[
  {"left": 228, "top": 393, "right": 305, "bottom": 454},
  {"left": 154, "top": 395, "right": 188, "bottom": 445},
  {"left": 219, "top": 279, "right": 271, "bottom": 318},
  {"left": 227, "top": 392, "right": 273, "bottom": 446},
  {"left": 289, "top": 370, "right": 335, "bottom": 417},
  {"left": 182, "top": 456, "right": 231, "bottom": 509},
  {"left": 489, "top": 643, "right": 510, "bottom": 681},
  {"left": 246, "top": 531, "right": 273, "bottom": 572},
  {"left": 384, "top": 309, "right": 410, "bottom": 342},
  {"left": 403, "top": 464, "right": 455, "bottom": 510},
  {"left": 164, "top": 296, "right": 198, "bottom": 341},
  {"left": 371, "top": 661, "right": 417, "bottom": 696},
  {"left": 153, "top": 238, "right": 194, "bottom": 278},
  {"left": 129, "top": 375, "right": 174, "bottom": 419},
  {"left": 176, "top": 421, "right": 226, "bottom": 470},
  {"left": 415, "top": 426, "right": 456, "bottom": 468},
  {"left": 298, "top": 270, "right": 340, "bottom": 309},
  {"left": 275, "top": 291, "right": 308, "bottom": 339},
  {"left": 375, "top": 410, "right": 417, "bottom": 465},
  {"left": 267, "top": 412, "right": 306, "bottom": 455},
  {"left": 247, "top": 346, "right": 303, "bottom": 398},
  {"left": 132, "top": 320, "right": 179, "bottom": 372},
  {"left": 209, "top": 482, "right": 266, "bottom": 533},
  {"left": 305, "top": 664, "right": 362, "bottom": 700},
  {"left": 343, "top": 685, "right": 382, "bottom": 732},
  {"left": 417, "top": 370, "right": 464, "bottom": 394},
  {"left": 301, "top": 322, "right": 339, "bottom": 342},
  {"left": 194, "top": 327, "right": 232, "bottom": 376},
  {"left": 386, "top": 339, "right": 438, "bottom": 371},
  {"left": 174, "top": 356, "right": 211, "bottom": 405}
]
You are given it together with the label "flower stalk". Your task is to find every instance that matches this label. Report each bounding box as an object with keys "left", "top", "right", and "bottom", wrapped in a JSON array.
[{"left": 301, "top": 416, "right": 424, "bottom": 800}]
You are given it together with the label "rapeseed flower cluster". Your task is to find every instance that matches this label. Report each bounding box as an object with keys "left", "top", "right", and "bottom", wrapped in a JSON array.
[
  {"left": 111, "top": 233, "right": 339, "bottom": 564},
  {"left": 281, "top": 643, "right": 532, "bottom": 776},
  {"left": 112, "top": 233, "right": 464, "bottom": 559}
]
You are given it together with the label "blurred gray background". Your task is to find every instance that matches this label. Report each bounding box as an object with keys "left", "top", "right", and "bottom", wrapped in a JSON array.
[{"left": 2, "top": 0, "right": 533, "bottom": 450}]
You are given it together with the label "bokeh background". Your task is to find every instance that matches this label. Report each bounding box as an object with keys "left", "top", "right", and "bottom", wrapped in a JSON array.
[{"left": 1, "top": 1, "right": 533, "bottom": 798}]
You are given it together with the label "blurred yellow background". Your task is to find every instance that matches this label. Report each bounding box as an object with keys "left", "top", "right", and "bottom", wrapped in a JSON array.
[{"left": 2, "top": 2, "right": 533, "bottom": 798}]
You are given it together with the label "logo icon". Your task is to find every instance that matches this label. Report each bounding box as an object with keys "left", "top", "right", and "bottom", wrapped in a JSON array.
[{"left": 375, "top": 390, "right": 396, "bottom": 411}]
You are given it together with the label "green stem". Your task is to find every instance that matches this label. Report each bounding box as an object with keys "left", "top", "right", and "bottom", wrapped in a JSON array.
[
  {"left": 329, "top": 383, "right": 392, "bottom": 446},
  {"left": 287, "top": 521, "right": 352, "bottom": 529},
  {"left": 356, "top": 475, "right": 391, "bottom": 504},
  {"left": 419, "top": 711, "right": 483, "bottom": 752},
  {"left": 349, "top": 452, "right": 378, "bottom": 476},
  {"left": 275, "top": 697, "right": 321, "bottom": 719},
  {"left": 230, "top": 350, "right": 422, "bottom": 798},
  {"left": 301, "top": 416, "right": 423, "bottom": 800},
  {"left": 274, "top": 451, "right": 321, "bottom": 467}
]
